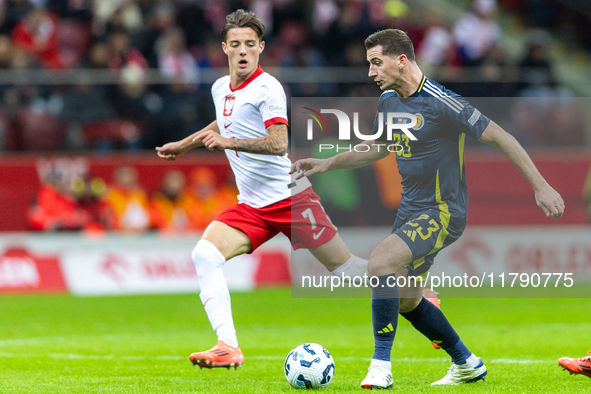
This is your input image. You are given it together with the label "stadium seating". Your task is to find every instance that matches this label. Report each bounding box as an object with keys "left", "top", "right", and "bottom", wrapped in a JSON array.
[{"left": 82, "top": 120, "right": 141, "bottom": 147}]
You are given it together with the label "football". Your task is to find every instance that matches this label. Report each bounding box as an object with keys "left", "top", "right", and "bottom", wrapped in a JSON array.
[{"left": 284, "top": 343, "right": 335, "bottom": 389}]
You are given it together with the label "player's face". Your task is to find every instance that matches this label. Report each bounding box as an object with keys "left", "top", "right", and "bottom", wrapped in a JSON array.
[
  {"left": 222, "top": 27, "right": 265, "bottom": 79},
  {"left": 367, "top": 45, "right": 403, "bottom": 91}
]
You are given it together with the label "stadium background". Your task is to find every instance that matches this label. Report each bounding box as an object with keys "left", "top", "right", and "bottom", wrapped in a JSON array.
[{"left": 0, "top": 0, "right": 590, "bottom": 392}]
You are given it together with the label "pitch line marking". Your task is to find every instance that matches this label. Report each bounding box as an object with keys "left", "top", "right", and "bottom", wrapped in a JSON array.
[
  {"left": 1, "top": 322, "right": 586, "bottom": 348},
  {"left": 0, "top": 332, "right": 199, "bottom": 347},
  {"left": 0, "top": 352, "right": 555, "bottom": 365}
]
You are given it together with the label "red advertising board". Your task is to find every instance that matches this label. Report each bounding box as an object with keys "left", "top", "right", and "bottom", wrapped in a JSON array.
[
  {"left": 0, "top": 152, "right": 231, "bottom": 231},
  {"left": 0, "top": 149, "right": 589, "bottom": 231},
  {"left": 0, "top": 247, "right": 67, "bottom": 293}
]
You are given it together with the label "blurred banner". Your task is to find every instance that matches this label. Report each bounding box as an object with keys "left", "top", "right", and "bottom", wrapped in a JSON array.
[
  {"left": 0, "top": 226, "right": 589, "bottom": 296},
  {"left": 0, "top": 153, "right": 232, "bottom": 231},
  {"left": 3, "top": 150, "right": 589, "bottom": 232},
  {"left": 0, "top": 233, "right": 290, "bottom": 295}
]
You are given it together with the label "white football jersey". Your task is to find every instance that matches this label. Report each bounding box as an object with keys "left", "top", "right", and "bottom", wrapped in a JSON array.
[{"left": 211, "top": 65, "right": 311, "bottom": 208}]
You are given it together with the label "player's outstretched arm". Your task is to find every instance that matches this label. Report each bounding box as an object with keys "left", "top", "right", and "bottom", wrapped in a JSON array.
[
  {"left": 478, "top": 121, "right": 565, "bottom": 218},
  {"left": 155, "top": 120, "right": 220, "bottom": 161},
  {"left": 290, "top": 141, "right": 390, "bottom": 180},
  {"left": 195, "top": 123, "right": 288, "bottom": 156}
]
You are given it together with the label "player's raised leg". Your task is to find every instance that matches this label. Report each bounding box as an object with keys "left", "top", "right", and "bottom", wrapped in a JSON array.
[
  {"left": 288, "top": 188, "right": 368, "bottom": 277},
  {"left": 309, "top": 233, "right": 368, "bottom": 277},
  {"left": 360, "top": 234, "right": 412, "bottom": 390},
  {"left": 189, "top": 221, "right": 252, "bottom": 370}
]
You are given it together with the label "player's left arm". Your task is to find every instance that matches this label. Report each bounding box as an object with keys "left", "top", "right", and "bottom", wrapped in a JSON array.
[
  {"left": 195, "top": 123, "right": 288, "bottom": 156},
  {"left": 478, "top": 120, "right": 565, "bottom": 218}
]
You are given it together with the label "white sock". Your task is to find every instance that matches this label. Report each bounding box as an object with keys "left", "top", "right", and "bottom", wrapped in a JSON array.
[
  {"left": 370, "top": 358, "right": 392, "bottom": 370},
  {"left": 192, "top": 240, "right": 238, "bottom": 348},
  {"left": 331, "top": 254, "right": 368, "bottom": 277},
  {"left": 458, "top": 353, "right": 480, "bottom": 369}
]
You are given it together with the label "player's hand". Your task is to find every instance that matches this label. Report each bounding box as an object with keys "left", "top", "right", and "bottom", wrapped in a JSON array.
[
  {"left": 156, "top": 141, "right": 189, "bottom": 161},
  {"left": 535, "top": 184, "right": 565, "bottom": 218},
  {"left": 194, "top": 130, "right": 231, "bottom": 151},
  {"left": 290, "top": 158, "right": 329, "bottom": 180}
]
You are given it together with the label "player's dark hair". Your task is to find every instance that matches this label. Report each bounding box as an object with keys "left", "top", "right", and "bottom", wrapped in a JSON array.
[
  {"left": 222, "top": 9, "right": 265, "bottom": 42},
  {"left": 364, "top": 29, "right": 415, "bottom": 61}
]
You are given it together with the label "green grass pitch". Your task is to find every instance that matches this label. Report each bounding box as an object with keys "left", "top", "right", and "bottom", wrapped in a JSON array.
[{"left": 0, "top": 289, "right": 589, "bottom": 393}]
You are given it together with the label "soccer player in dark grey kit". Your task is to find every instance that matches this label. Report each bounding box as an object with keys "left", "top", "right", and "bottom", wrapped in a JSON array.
[{"left": 291, "top": 29, "right": 564, "bottom": 388}]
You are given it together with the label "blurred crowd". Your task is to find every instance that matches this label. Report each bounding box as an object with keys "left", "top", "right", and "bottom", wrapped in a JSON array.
[
  {"left": 28, "top": 165, "right": 238, "bottom": 232},
  {"left": 0, "top": 0, "right": 586, "bottom": 152}
]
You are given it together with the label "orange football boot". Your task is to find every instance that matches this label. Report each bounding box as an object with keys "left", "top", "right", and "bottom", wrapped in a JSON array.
[
  {"left": 422, "top": 288, "right": 442, "bottom": 350},
  {"left": 189, "top": 340, "right": 244, "bottom": 370},
  {"left": 558, "top": 350, "right": 591, "bottom": 378}
]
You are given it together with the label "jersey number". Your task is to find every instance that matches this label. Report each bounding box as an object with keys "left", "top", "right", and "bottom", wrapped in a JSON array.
[
  {"left": 416, "top": 219, "right": 440, "bottom": 240},
  {"left": 407, "top": 214, "right": 439, "bottom": 240},
  {"left": 392, "top": 134, "right": 412, "bottom": 158},
  {"left": 301, "top": 208, "right": 317, "bottom": 230}
]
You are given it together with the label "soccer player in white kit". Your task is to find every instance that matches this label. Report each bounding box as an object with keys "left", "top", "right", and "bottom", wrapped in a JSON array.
[{"left": 155, "top": 9, "right": 367, "bottom": 370}]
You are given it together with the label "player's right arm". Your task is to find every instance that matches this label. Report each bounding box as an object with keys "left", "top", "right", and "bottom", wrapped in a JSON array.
[
  {"left": 290, "top": 141, "right": 390, "bottom": 179},
  {"left": 155, "top": 120, "right": 220, "bottom": 161}
]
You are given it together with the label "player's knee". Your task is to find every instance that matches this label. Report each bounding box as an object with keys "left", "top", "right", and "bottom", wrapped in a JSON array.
[
  {"left": 367, "top": 257, "right": 390, "bottom": 277},
  {"left": 399, "top": 297, "right": 422, "bottom": 313},
  {"left": 368, "top": 256, "right": 405, "bottom": 277},
  {"left": 192, "top": 240, "right": 225, "bottom": 272}
]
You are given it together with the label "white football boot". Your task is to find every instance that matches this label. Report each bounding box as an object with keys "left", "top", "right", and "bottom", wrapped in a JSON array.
[
  {"left": 360, "top": 359, "right": 393, "bottom": 390},
  {"left": 431, "top": 358, "right": 487, "bottom": 385}
]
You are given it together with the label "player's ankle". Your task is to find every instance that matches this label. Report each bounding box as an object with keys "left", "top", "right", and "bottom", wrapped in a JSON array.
[
  {"left": 371, "top": 358, "right": 392, "bottom": 369},
  {"left": 218, "top": 333, "right": 239, "bottom": 348},
  {"left": 456, "top": 353, "right": 479, "bottom": 369}
]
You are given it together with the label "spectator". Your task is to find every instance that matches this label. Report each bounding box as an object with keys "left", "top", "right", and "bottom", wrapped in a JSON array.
[
  {"left": 59, "top": 72, "right": 115, "bottom": 149},
  {"left": 195, "top": 38, "right": 230, "bottom": 69},
  {"left": 109, "top": 62, "right": 157, "bottom": 150},
  {"left": 322, "top": 1, "right": 369, "bottom": 66},
  {"left": 516, "top": 32, "right": 556, "bottom": 94},
  {"left": 71, "top": 175, "right": 115, "bottom": 231},
  {"left": 175, "top": 1, "right": 212, "bottom": 48},
  {"left": 107, "top": 30, "right": 147, "bottom": 70},
  {"left": 453, "top": 0, "right": 501, "bottom": 65},
  {"left": 416, "top": 9, "right": 455, "bottom": 74},
  {"left": 0, "top": 0, "right": 585, "bottom": 156},
  {"left": 60, "top": 73, "right": 114, "bottom": 124},
  {"left": 474, "top": 45, "right": 512, "bottom": 97},
  {"left": 104, "top": 166, "right": 150, "bottom": 232},
  {"left": 276, "top": 22, "right": 328, "bottom": 96},
  {"left": 11, "top": 6, "right": 62, "bottom": 68},
  {"left": 0, "top": 0, "right": 34, "bottom": 36},
  {"left": 150, "top": 26, "right": 202, "bottom": 148},
  {"left": 149, "top": 169, "right": 190, "bottom": 232},
  {"left": 27, "top": 171, "right": 88, "bottom": 231},
  {"left": 48, "top": 0, "right": 92, "bottom": 21},
  {"left": 182, "top": 167, "right": 237, "bottom": 230},
  {"left": 85, "top": 41, "right": 110, "bottom": 68},
  {"left": 92, "top": 0, "right": 143, "bottom": 38},
  {"left": 0, "top": 34, "right": 14, "bottom": 69},
  {"left": 156, "top": 26, "right": 199, "bottom": 86},
  {"left": 312, "top": 0, "right": 339, "bottom": 36},
  {"left": 133, "top": 2, "right": 176, "bottom": 66}
]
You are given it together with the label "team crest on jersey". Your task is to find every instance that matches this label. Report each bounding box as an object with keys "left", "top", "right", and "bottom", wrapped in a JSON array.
[
  {"left": 412, "top": 113, "right": 425, "bottom": 130},
  {"left": 224, "top": 96, "right": 235, "bottom": 116}
]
